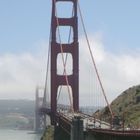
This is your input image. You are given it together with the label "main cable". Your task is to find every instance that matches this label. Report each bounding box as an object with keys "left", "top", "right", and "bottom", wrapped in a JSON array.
[{"left": 43, "top": 24, "right": 51, "bottom": 106}]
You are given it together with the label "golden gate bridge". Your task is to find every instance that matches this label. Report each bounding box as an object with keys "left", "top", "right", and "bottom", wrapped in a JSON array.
[{"left": 35, "top": 0, "right": 140, "bottom": 140}]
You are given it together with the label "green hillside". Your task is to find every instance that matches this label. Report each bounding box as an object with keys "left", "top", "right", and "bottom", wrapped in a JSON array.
[{"left": 98, "top": 85, "right": 140, "bottom": 128}]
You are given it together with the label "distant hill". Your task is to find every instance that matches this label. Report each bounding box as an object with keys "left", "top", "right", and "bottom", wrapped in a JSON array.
[
  {"left": 0, "top": 100, "right": 34, "bottom": 129},
  {"left": 0, "top": 100, "right": 34, "bottom": 116},
  {"left": 98, "top": 85, "right": 140, "bottom": 128}
]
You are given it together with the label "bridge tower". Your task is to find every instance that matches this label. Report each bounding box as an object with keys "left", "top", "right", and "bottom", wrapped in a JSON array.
[
  {"left": 51, "top": 0, "right": 79, "bottom": 124},
  {"left": 35, "top": 87, "right": 46, "bottom": 132}
]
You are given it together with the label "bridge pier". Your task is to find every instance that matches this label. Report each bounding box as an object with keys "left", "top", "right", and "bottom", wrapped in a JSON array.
[
  {"left": 71, "top": 115, "right": 84, "bottom": 140},
  {"left": 54, "top": 115, "right": 84, "bottom": 140},
  {"left": 54, "top": 126, "right": 70, "bottom": 140}
]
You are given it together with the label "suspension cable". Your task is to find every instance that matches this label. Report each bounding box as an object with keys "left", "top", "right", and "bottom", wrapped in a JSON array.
[
  {"left": 53, "top": 0, "right": 74, "bottom": 112},
  {"left": 77, "top": 2, "right": 113, "bottom": 118},
  {"left": 43, "top": 25, "right": 51, "bottom": 106}
]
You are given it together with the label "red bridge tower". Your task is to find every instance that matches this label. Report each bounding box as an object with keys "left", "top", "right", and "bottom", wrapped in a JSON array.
[{"left": 51, "top": 0, "right": 79, "bottom": 124}]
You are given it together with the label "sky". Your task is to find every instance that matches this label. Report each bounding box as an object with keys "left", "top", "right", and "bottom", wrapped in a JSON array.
[{"left": 0, "top": 0, "right": 140, "bottom": 104}]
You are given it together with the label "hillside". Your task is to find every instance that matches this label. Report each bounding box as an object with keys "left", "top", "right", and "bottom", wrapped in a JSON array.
[
  {"left": 98, "top": 85, "right": 140, "bottom": 128},
  {"left": 0, "top": 100, "right": 34, "bottom": 116}
]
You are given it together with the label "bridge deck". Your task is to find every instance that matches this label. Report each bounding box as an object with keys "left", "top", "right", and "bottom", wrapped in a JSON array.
[
  {"left": 57, "top": 111, "right": 110, "bottom": 129},
  {"left": 56, "top": 111, "right": 140, "bottom": 137}
]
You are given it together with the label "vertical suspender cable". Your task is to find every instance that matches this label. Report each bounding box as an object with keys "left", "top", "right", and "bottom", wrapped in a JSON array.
[{"left": 77, "top": 2, "right": 113, "bottom": 118}]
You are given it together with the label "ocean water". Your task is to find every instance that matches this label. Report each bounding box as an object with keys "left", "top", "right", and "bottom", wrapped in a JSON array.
[{"left": 0, "top": 129, "right": 41, "bottom": 140}]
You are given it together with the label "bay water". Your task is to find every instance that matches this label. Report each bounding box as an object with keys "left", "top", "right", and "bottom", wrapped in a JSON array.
[{"left": 0, "top": 129, "right": 41, "bottom": 140}]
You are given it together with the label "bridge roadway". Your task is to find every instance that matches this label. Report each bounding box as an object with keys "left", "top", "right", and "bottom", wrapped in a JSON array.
[
  {"left": 39, "top": 107, "right": 140, "bottom": 140},
  {"left": 56, "top": 110, "right": 140, "bottom": 136},
  {"left": 39, "top": 107, "right": 110, "bottom": 132},
  {"left": 56, "top": 110, "right": 110, "bottom": 131},
  {"left": 56, "top": 111, "right": 140, "bottom": 140},
  {"left": 39, "top": 106, "right": 110, "bottom": 128}
]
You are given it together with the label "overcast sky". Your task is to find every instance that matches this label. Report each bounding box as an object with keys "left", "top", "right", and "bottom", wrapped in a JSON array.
[{"left": 0, "top": 0, "right": 140, "bottom": 105}]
